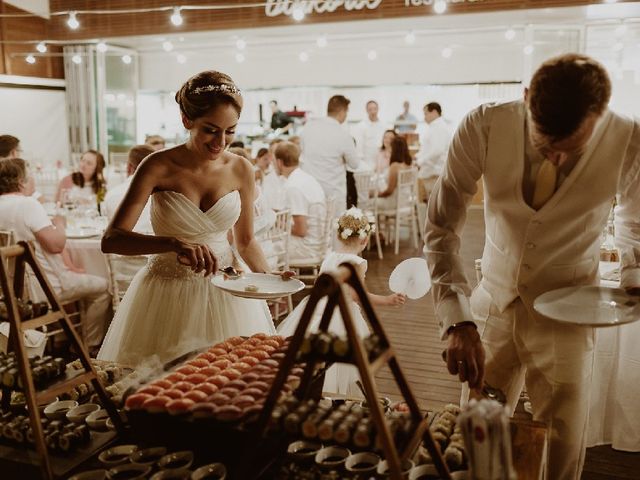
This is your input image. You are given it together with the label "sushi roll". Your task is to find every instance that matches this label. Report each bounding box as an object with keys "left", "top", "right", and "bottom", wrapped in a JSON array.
[
  {"left": 301, "top": 407, "right": 331, "bottom": 439},
  {"left": 58, "top": 432, "right": 75, "bottom": 453},
  {"left": 332, "top": 337, "right": 351, "bottom": 358},
  {"left": 2, "top": 367, "right": 18, "bottom": 388},
  {"left": 444, "top": 445, "right": 465, "bottom": 470}
]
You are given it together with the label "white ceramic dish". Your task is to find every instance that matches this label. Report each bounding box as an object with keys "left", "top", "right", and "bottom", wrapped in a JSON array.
[
  {"left": 44, "top": 400, "right": 79, "bottom": 420},
  {"left": 211, "top": 272, "right": 304, "bottom": 299},
  {"left": 533, "top": 285, "right": 640, "bottom": 327},
  {"left": 68, "top": 470, "right": 107, "bottom": 480},
  {"left": 190, "top": 463, "right": 227, "bottom": 480},
  {"left": 66, "top": 403, "right": 101, "bottom": 424},
  {"left": 99, "top": 444, "right": 139, "bottom": 466},
  {"left": 86, "top": 409, "right": 110, "bottom": 430}
]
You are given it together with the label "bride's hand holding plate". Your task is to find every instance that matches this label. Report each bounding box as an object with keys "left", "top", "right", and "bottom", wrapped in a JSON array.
[{"left": 175, "top": 239, "right": 217, "bottom": 276}]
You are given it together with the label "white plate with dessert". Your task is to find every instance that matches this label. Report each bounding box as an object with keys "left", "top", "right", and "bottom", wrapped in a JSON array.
[
  {"left": 533, "top": 285, "right": 640, "bottom": 327},
  {"left": 211, "top": 271, "right": 305, "bottom": 299}
]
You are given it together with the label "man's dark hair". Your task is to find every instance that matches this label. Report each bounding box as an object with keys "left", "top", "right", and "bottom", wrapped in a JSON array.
[
  {"left": 366, "top": 100, "right": 378, "bottom": 108},
  {"left": 528, "top": 53, "right": 611, "bottom": 141},
  {"left": 270, "top": 100, "right": 278, "bottom": 106},
  {"left": 425, "top": 102, "right": 442, "bottom": 116},
  {"left": 0, "top": 135, "right": 20, "bottom": 158},
  {"left": 327, "top": 95, "right": 350, "bottom": 115},
  {"left": 229, "top": 140, "right": 245, "bottom": 149}
]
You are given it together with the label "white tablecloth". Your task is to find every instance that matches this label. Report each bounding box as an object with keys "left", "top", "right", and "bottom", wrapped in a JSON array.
[
  {"left": 587, "top": 262, "right": 640, "bottom": 451},
  {"left": 66, "top": 237, "right": 109, "bottom": 280}
]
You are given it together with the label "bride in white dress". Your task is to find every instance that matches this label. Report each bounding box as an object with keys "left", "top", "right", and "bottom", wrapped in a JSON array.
[{"left": 98, "top": 71, "right": 275, "bottom": 366}]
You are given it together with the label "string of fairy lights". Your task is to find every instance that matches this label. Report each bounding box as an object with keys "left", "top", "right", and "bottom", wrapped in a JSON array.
[{"left": 1, "top": 1, "right": 636, "bottom": 67}]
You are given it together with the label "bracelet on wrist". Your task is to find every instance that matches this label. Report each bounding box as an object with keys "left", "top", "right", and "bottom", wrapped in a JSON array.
[{"left": 446, "top": 321, "right": 477, "bottom": 336}]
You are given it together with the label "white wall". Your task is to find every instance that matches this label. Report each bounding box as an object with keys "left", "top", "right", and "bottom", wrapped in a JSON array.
[{"left": 0, "top": 77, "right": 70, "bottom": 168}]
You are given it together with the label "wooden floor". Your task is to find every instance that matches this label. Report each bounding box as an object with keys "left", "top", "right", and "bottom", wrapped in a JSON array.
[{"left": 357, "top": 206, "right": 640, "bottom": 480}]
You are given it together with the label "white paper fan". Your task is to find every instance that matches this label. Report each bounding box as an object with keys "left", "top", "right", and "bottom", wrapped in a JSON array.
[{"left": 388, "top": 257, "right": 431, "bottom": 300}]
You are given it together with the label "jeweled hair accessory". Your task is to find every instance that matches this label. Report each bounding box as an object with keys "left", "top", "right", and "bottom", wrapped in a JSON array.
[{"left": 191, "top": 83, "right": 241, "bottom": 95}]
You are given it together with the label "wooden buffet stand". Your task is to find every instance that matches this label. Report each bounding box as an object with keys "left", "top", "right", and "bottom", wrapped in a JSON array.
[{"left": 0, "top": 241, "right": 123, "bottom": 480}]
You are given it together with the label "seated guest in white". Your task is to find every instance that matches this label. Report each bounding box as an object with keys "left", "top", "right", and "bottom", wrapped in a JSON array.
[
  {"left": 0, "top": 158, "right": 111, "bottom": 353},
  {"left": 274, "top": 141, "right": 326, "bottom": 263},
  {"left": 260, "top": 139, "right": 286, "bottom": 211},
  {"left": 103, "top": 145, "right": 155, "bottom": 234}
]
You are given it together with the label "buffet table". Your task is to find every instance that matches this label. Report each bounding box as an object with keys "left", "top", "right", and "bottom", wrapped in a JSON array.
[{"left": 587, "top": 262, "right": 640, "bottom": 451}]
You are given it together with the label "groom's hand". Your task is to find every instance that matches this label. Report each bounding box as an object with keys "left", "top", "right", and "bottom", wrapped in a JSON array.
[{"left": 445, "top": 324, "right": 485, "bottom": 389}]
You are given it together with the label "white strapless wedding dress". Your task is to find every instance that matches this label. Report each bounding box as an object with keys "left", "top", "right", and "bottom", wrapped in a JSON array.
[{"left": 98, "top": 190, "right": 275, "bottom": 366}]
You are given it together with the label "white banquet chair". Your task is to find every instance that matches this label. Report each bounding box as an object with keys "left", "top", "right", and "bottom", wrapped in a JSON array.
[
  {"left": 353, "top": 171, "right": 383, "bottom": 260},
  {"left": 289, "top": 198, "right": 337, "bottom": 287},
  {"left": 375, "top": 167, "right": 420, "bottom": 255},
  {"left": 106, "top": 254, "right": 148, "bottom": 311},
  {"left": 264, "top": 209, "right": 292, "bottom": 321}
]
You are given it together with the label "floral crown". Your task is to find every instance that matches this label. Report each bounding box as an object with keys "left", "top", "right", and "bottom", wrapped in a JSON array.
[
  {"left": 191, "top": 83, "right": 241, "bottom": 96},
  {"left": 335, "top": 207, "right": 376, "bottom": 241}
]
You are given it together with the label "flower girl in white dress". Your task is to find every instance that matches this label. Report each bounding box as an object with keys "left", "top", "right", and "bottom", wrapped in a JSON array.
[{"left": 277, "top": 208, "right": 406, "bottom": 396}]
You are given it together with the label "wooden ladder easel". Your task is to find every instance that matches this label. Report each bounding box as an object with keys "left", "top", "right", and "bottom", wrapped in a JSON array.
[
  {"left": 258, "top": 262, "right": 451, "bottom": 480},
  {"left": 0, "top": 241, "right": 124, "bottom": 479}
]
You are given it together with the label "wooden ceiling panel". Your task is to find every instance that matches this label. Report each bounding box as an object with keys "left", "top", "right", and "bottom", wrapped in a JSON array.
[{"left": 45, "top": 1, "right": 638, "bottom": 41}]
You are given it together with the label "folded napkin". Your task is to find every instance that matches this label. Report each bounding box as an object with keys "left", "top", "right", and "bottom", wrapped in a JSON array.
[{"left": 0, "top": 322, "right": 47, "bottom": 349}]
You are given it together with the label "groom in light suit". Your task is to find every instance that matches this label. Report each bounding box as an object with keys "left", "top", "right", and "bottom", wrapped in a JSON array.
[{"left": 425, "top": 53, "right": 640, "bottom": 479}]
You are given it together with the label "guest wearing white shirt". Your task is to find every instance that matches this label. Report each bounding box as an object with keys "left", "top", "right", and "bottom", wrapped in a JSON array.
[
  {"left": 352, "top": 100, "right": 390, "bottom": 171},
  {"left": 274, "top": 141, "right": 327, "bottom": 263},
  {"left": 416, "top": 102, "right": 452, "bottom": 203},
  {"left": 103, "top": 144, "right": 155, "bottom": 233},
  {"left": 300, "top": 95, "right": 359, "bottom": 211},
  {"left": 0, "top": 158, "right": 111, "bottom": 352}
]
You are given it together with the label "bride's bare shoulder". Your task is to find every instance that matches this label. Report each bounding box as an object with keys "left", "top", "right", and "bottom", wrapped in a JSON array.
[
  {"left": 225, "top": 150, "right": 253, "bottom": 176},
  {"left": 137, "top": 145, "right": 186, "bottom": 176}
]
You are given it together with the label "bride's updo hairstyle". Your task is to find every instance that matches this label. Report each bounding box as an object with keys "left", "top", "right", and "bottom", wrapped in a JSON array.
[{"left": 175, "top": 71, "right": 243, "bottom": 121}]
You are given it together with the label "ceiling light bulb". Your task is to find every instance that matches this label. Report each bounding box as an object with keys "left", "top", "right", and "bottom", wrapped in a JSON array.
[
  {"left": 504, "top": 28, "right": 516, "bottom": 41},
  {"left": 176, "top": 53, "right": 187, "bottom": 64},
  {"left": 36, "top": 42, "right": 47, "bottom": 53},
  {"left": 316, "top": 36, "right": 328, "bottom": 48},
  {"left": 441, "top": 47, "right": 453, "bottom": 58},
  {"left": 292, "top": 6, "right": 305, "bottom": 21},
  {"left": 96, "top": 41, "right": 108, "bottom": 52},
  {"left": 434, "top": 0, "right": 447, "bottom": 14},
  {"left": 405, "top": 32, "right": 416, "bottom": 45},
  {"left": 162, "top": 41, "right": 174, "bottom": 52},
  {"left": 235, "top": 52, "right": 245, "bottom": 63},
  {"left": 170, "top": 7, "right": 183, "bottom": 27},
  {"left": 26, "top": 54, "right": 36, "bottom": 64},
  {"left": 367, "top": 50, "right": 378, "bottom": 61},
  {"left": 71, "top": 54, "right": 82, "bottom": 64},
  {"left": 67, "top": 11, "right": 80, "bottom": 30},
  {"left": 523, "top": 44, "right": 534, "bottom": 55},
  {"left": 122, "top": 54, "right": 132, "bottom": 64},
  {"left": 236, "top": 38, "right": 246, "bottom": 50},
  {"left": 299, "top": 51, "right": 309, "bottom": 62}
]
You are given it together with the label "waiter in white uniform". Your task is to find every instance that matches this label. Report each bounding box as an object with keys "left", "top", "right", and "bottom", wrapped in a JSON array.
[{"left": 425, "top": 53, "right": 640, "bottom": 479}]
